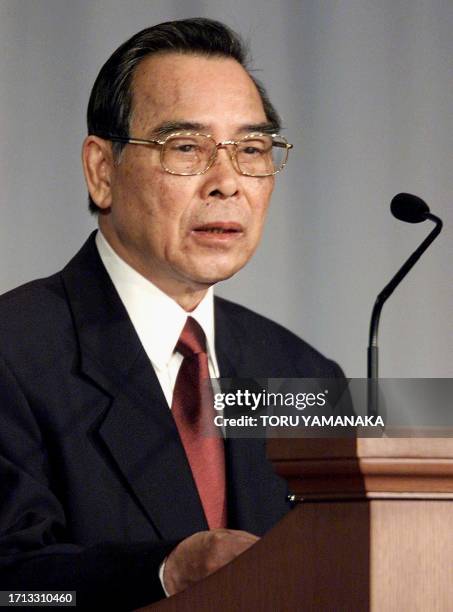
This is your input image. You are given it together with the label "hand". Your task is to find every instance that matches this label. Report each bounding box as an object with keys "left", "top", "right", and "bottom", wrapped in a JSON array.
[{"left": 163, "top": 529, "right": 259, "bottom": 595}]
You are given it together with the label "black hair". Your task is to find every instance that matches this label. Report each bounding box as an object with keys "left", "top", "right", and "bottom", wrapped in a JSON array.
[{"left": 86, "top": 18, "right": 280, "bottom": 213}]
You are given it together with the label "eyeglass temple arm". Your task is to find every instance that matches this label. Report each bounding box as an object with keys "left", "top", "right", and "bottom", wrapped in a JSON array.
[{"left": 91, "top": 133, "right": 162, "bottom": 145}]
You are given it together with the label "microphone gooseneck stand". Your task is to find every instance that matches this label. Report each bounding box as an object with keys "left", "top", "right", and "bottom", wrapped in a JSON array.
[{"left": 367, "top": 193, "right": 443, "bottom": 416}]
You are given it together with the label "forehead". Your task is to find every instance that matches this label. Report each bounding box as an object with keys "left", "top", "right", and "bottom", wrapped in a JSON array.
[{"left": 129, "top": 52, "right": 267, "bottom": 134}]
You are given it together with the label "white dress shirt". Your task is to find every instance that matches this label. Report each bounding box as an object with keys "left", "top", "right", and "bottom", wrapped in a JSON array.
[{"left": 95, "top": 230, "right": 220, "bottom": 407}]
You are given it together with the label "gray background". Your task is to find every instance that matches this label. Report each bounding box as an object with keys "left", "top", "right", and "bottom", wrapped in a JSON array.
[{"left": 0, "top": 0, "right": 452, "bottom": 378}]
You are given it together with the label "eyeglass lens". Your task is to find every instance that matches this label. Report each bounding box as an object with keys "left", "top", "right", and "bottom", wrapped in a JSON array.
[{"left": 161, "top": 133, "right": 288, "bottom": 176}]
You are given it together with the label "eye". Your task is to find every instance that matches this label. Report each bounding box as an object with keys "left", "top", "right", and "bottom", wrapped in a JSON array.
[
  {"left": 171, "top": 143, "right": 199, "bottom": 153},
  {"left": 242, "top": 145, "right": 262, "bottom": 156},
  {"left": 238, "top": 137, "right": 270, "bottom": 156}
]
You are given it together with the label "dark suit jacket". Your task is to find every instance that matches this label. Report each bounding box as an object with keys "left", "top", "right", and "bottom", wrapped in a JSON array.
[{"left": 0, "top": 233, "right": 347, "bottom": 609}]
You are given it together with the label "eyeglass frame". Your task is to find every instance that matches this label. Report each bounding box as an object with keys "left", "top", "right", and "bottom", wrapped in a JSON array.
[{"left": 93, "top": 131, "right": 293, "bottom": 177}]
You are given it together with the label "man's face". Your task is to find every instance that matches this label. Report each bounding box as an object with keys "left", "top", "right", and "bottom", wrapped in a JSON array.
[{"left": 99, "top": 53, "right": 275, "bottom": 301}]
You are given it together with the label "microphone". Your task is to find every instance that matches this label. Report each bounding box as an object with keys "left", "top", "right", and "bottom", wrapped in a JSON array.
[
  {"left": 367, "top": 193, "right": 443, "bottom": 416},
  {"left": 390, "top": 192, "right": 430, "bottom": 223}
]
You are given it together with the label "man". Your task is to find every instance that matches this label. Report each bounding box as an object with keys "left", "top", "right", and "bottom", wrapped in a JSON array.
[{"left": 0, "top": 18, "right": 347, "bottom": 609}]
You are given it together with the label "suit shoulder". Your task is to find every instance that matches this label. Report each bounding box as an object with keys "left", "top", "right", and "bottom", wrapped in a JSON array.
[
  {"left": 0, "top": 272, "right": 66, "bottom": 318},
  {"left": 215, "top": 295, "right": 315, "bottom": 349},
  {"left": 0, "top": 272, "right": 73, "bottom": 366},
  {"left": 215, "top": 296, "right": 343, "bottom": 378}
]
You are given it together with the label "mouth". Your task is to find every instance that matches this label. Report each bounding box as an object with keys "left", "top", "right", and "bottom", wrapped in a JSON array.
[
  {"left": 193, "top": 222, "right": 243, "bottom": 233},
  {"left": 191, "top": 222, "right": 244, "bottom": 242}
]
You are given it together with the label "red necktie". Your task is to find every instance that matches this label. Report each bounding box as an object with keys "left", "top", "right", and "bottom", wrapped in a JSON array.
[{"left": 171, "top": 317, "right": 227, "bottom": 529}]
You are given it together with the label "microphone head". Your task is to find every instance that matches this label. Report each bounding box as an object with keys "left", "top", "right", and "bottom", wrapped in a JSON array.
[{"left": 391, "top": 193, "right": 430, "bottom": 223}]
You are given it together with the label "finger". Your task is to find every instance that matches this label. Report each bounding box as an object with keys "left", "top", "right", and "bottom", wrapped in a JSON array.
[{"left": 210, "top": 528, "right": 260, "bottom": 542}]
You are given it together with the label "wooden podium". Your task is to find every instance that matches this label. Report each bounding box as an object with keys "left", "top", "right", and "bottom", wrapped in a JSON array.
[{"left": 144, "top": 436, "right": 453, "bottom": 611}]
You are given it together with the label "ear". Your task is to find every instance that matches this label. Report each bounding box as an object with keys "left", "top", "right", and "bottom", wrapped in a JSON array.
[{"left": 81, "top": 136, "right": 115, "bottom": 210}]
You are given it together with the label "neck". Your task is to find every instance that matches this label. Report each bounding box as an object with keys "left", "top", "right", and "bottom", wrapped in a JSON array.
[
  {"left": 156, "top": 283, "right": 209, "bottom": 312},
  {"left": 98, "top": 225, "right": 211, "bottom": 312}
]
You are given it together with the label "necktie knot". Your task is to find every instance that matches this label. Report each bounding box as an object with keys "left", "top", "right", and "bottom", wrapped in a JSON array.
[{"left": 176, "top": 317, "right": 207, "bottom": 358}]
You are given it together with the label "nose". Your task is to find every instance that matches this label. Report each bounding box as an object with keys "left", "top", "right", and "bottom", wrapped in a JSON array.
[{"left": 199, "top": 145, "right": 240, "bottom": 200}]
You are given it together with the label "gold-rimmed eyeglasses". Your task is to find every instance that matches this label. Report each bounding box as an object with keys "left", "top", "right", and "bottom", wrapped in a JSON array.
[{"left": 96, "top": 131, "right": 293, "bottom": 177}]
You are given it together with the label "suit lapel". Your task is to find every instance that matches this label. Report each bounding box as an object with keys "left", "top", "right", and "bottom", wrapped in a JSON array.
[
  {"left": 61, "top": 233, "right": 207, "bottom": 540},
  {"left": 215, "top": 299, "right": 288, "bottom": 535}
]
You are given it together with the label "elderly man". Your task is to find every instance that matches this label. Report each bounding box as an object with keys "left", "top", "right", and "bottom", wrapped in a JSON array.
[{"left": 0, "top": 18, "right": 346, "bottom": 609}]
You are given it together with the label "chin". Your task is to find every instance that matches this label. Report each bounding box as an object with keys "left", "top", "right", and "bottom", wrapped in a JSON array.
[
  {"left": 179, "top": 250, "right": 253, "bottom": 286},
  {"left": 189, "top": 261, "right": 246, "bottom": 287}
]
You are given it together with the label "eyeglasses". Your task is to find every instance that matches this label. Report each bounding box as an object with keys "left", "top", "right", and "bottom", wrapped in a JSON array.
[{"left": 96, "top": 131, "right": 293, "bottom": 177}]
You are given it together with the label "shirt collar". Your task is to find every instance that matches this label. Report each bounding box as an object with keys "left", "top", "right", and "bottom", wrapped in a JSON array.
[{"left": 95, "top": 230, "right": 217, "bottom": 373}]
